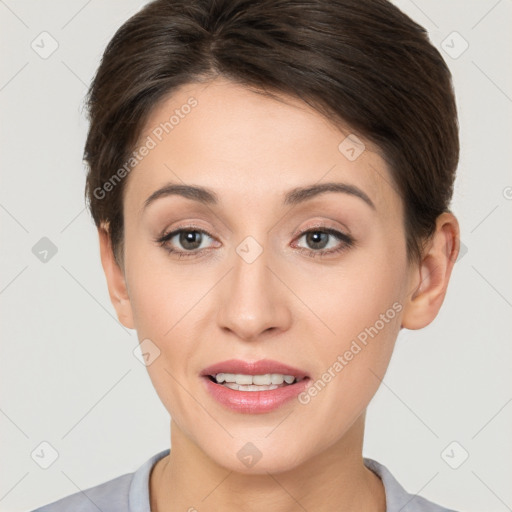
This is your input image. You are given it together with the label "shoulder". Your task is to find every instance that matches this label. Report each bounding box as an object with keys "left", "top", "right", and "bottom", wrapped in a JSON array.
[
  {"left": 28, "top": 472, "right": 133, "bottom": 512},
  {"left": 364, "top": 458, "right": 460, "bottom": 512},
  {"left": 28, "top": 449, "right": 170, "bottom": 512}
]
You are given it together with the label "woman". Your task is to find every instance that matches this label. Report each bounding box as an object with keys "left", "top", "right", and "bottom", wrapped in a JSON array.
[{"left": 32, "top": 0, "right": 461, "bottom": 510}]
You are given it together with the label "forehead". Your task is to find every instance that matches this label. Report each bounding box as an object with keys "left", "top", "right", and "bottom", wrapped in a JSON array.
[{"left": 124, "top": 78, "right": 399, "bottom": 216}]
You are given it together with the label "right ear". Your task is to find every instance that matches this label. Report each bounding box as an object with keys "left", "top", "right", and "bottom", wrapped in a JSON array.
[{"left": 98, "top": 225, "right": 135, "bottom": 329}]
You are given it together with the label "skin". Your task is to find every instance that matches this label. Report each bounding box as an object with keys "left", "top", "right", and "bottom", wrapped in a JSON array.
[{"left": 98, "top": 77, "right": 459, "bottom": 512}]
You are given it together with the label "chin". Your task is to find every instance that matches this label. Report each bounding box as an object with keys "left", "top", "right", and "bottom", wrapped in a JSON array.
[{"left": 193, "top": 431, "right": 317, "bottom": 475}]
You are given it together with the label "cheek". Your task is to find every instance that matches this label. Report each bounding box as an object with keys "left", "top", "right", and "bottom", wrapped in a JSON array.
[
  {"left": 124, "top": 252, "right": 204, "bottom": 422},
  {"left": 294, "top": 270, "right": 403, "bottom": 437},
  {"left": 128, "top": 269, "right": 178, "bottom": 338},
  {"left": 124, "top": 230, "right": 197, "bottom": 336},
  {"left": 291, "top": 238, "right": 406, "bottom": 401},
  {"left": 124, "top": 239, "right": 209, "bottom": 371},
  {"left": 295, "top": 242, "right": 405, "bottom": 341}
]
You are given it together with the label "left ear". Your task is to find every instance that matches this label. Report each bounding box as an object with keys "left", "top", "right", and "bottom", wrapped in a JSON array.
[{"left": 401, "top": 212, "right": 460, "bottom": 330}]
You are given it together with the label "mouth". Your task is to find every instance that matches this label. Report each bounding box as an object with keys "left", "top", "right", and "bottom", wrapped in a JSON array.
[
  {"left": 205, "top": 372, "right": 306, "bottom": 391},
  {"left": 200, "top": 359, "right": 310, "bottom": 413}
]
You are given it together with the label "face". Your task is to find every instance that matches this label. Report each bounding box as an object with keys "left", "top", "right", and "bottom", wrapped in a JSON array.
[{"left": 115, "top": 78, "right": 415, "bottom": 473}]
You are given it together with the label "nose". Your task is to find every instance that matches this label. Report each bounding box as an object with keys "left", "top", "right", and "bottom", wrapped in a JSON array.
[{"left": 216, "top": 244, "right": 292, "bottom": 341}]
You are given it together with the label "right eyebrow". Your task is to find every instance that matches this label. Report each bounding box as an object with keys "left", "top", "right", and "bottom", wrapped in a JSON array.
[{"left": 143, "top": 183, "right": 219, "bottom": 211}]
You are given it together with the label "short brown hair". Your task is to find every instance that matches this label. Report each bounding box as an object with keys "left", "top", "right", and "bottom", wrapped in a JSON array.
[{"left": 83, "top": 0, "right": 459, "bottom": 266}]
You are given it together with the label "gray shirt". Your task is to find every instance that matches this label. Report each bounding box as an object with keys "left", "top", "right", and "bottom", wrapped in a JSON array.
[{"left": 30, "top": 449, "right": 458, "bottom": 512}]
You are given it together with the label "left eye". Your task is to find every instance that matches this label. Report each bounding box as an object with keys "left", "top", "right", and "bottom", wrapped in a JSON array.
[{"left": 293, "top": 228, "right": 354, "bottom": 256}]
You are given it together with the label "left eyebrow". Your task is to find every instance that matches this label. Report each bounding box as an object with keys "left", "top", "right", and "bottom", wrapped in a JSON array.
[{"left": 284, "top": 182, "right": 375, "bottom": 210}]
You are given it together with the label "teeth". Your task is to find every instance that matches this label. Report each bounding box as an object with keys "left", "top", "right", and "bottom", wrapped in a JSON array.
[
  {"left": 223, "top": 383, "right": 279, "bottom": 391},
  {"left": 213, "top": 373, "right": 298, "bottom": 386},
  {"left": 235, "top": 374, "right": 253, "bottom": 385},
  {"left": 253, "top": 374, "right": 271, "bottom": 385}
]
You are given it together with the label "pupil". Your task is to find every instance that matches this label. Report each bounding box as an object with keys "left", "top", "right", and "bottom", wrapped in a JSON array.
[
  {"left": 307, "top": 231, "right": 328, "bottom": 249},
  {"left": 180, "top": 231, "right": 201, "bottom": 250}
]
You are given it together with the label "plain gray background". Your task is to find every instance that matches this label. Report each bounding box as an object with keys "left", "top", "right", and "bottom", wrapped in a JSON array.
[{"left": 1, "top": 1, "right": 511, "bottom": 511}]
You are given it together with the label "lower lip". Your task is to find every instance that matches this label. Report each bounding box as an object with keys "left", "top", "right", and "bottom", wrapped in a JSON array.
[{"left": 202, "top": 376, "right": 310, "bottom": 414}]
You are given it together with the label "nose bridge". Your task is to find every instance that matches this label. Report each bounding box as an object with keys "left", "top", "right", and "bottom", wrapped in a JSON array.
[{"left": 216, "top": 235, "right": 290, "bottom": 340}]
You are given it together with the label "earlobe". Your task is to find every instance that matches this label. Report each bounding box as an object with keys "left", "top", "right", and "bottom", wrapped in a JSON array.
[
  {"left": 98, "top": 225, "right": 135, "bottom": 330},
  {"left": 401, "top": 212, "right": 460, "bottom": 330}
]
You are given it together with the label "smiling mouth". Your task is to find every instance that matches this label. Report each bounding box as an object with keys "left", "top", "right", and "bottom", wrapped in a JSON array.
[{"left": 206, "top": 373, "right": 307, "bottom": 391}]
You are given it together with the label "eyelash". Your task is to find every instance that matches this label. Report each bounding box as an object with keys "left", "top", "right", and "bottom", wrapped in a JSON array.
[{"left": 155, "top": 225, "right": 355, "bottom": 260}]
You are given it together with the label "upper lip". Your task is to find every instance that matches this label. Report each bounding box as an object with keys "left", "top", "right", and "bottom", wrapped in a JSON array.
[{"left": 201, "top": 359, "right": 309, "bottom": 379}]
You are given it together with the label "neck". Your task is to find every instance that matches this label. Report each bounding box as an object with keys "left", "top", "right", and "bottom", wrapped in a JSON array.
[{"left": 150, "top": 414, "right": 385, "bottom": 512}]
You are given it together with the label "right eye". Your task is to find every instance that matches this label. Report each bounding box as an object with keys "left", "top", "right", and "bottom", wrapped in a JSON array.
[{"left": 156, "top": 227, "right": 218, "bottom": 258}]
